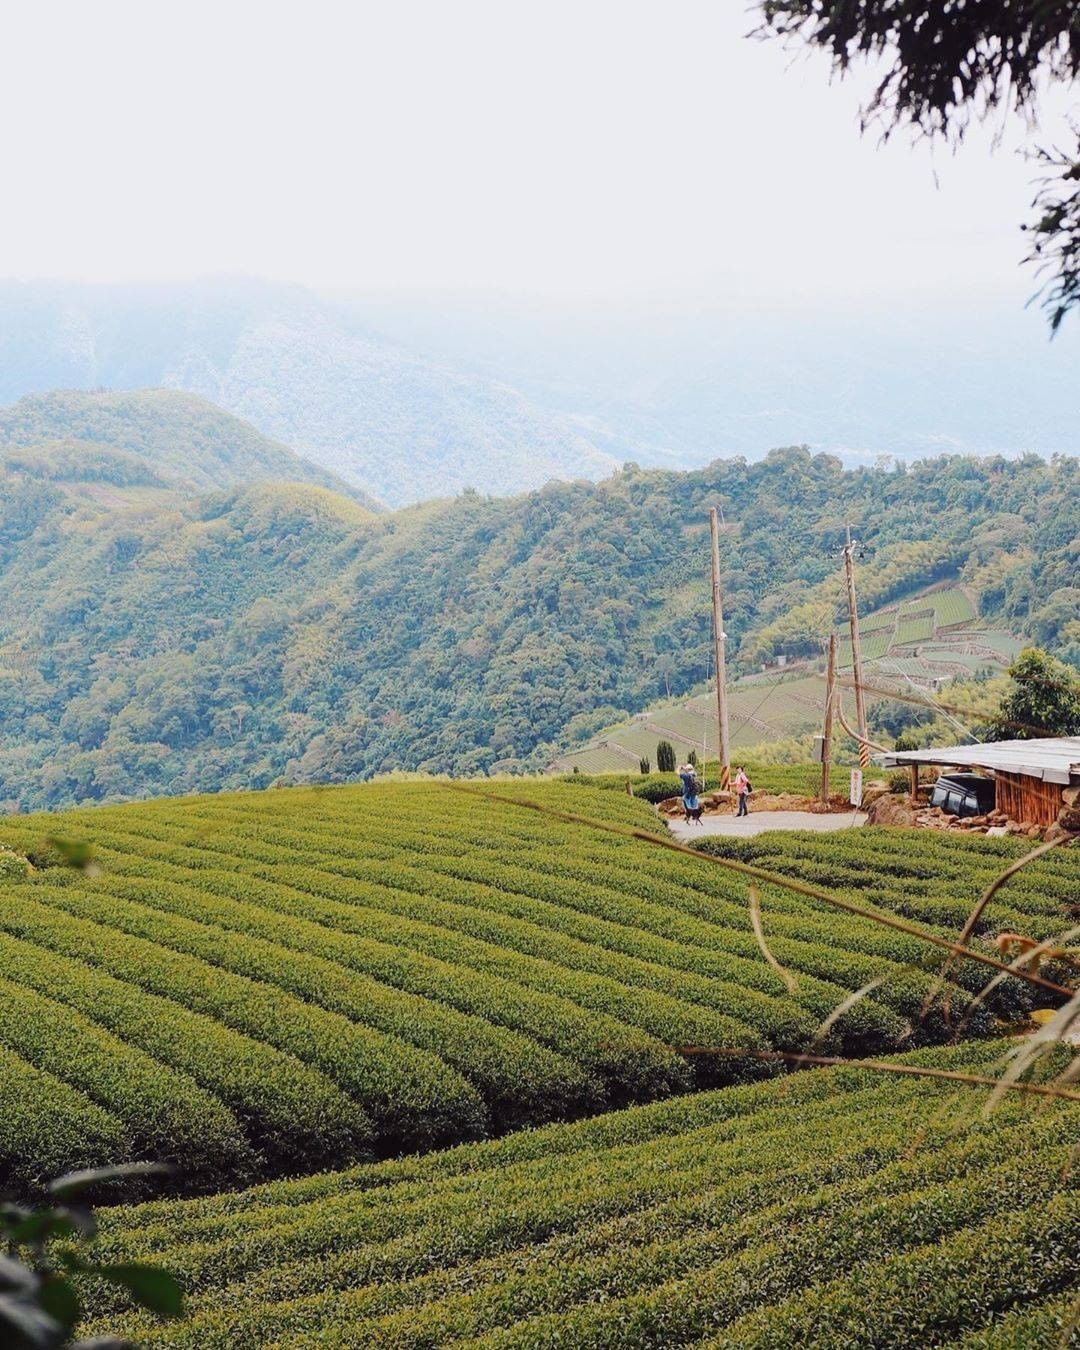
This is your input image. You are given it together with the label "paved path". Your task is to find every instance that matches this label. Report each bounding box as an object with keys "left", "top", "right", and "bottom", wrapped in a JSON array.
[{"left": 666, "top": 809, "right": 867, "bottom": 841}]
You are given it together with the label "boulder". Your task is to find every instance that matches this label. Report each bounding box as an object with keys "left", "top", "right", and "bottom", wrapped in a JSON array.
[
  {"left": 1062, "top": 785, "right": 1080, "bottom": 809},
  {"left": 865, "top": 794, "right": 917, "bottom": 828},
  {"left": 1044, "top": 821, "right": 1077, "bottom": 845},
  {"left": 1056, "top": 805, "right": 1080, "bottom": 834},
  {"left": 860, "top": 781, "right": 893, "bottom": 809}
]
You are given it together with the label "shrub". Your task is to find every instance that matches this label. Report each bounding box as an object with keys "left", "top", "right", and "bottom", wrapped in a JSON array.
[
  {"left": 656, "top": 740, "right": 676, "bottom": 772},
  {"left": 0, "top": 845, "right": 30, "bottom": 880},
  {"left": 1, "top": 1163, "right": 183, "bottom": 1348}
]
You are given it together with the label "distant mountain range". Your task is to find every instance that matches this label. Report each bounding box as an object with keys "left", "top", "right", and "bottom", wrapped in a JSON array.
[
  {"left": 2, "top": 279, "right": 1076, "bottom": 511},
  {"left": 358, "top": 297, "right": 1080, "bottom": 471},
  {"left": 0, "top": 280, "right": 618, "bottom": 507}
]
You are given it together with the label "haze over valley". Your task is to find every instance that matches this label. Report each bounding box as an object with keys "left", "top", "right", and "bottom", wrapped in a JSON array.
[{"left": 2, "top": 279, "right": 1077, "bottom": 508}]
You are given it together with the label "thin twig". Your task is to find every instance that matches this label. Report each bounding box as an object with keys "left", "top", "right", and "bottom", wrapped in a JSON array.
[
  {"left": 982, "top": 988, "right": 1080, "bottom": 1115},
  {"left": 442, "top": 783, "right": 1074, "bottom": 998},
  {"left": 953, "top": 924, "right": 1080, "bottom": 1040},
  {"left": 676, "top": 1046, "right": 1080, "bottom": 1104},
  {"left": 811, "top": 972, "right": 899, "bottom": 1049},
  {"left": 748, "top": 883, "right": 798, "bottom": 994},
  {"left": 924, "top": 836, "right": 1073, "bottom": 1023}
]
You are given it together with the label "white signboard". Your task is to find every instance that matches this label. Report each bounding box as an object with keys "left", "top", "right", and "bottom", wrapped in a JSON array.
[{"left": 849, "top": 768, "right": 863, "bottom": 808}]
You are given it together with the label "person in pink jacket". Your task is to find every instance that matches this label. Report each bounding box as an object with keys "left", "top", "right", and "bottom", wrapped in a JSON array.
[{"left": 734, "top": 767, "right": 750, "bottom": 817}]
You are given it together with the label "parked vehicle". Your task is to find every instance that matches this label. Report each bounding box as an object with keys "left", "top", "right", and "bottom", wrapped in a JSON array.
[{"left": 929, "top": 772, "right": 996, "bottom": 818}]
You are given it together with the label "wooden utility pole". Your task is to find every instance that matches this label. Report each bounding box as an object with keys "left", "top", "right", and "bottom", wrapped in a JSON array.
[
  {"left": 842, "top": 526, "right": 870, "bottom": 770},
  {"left": 820, "top": 632, "right": 836, "bottom": 805},
  {"left": 709, "top": 507, "right": 731, "bottom": 791}
]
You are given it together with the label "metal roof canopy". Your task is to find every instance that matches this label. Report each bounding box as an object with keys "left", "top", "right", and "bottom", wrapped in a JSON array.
[{"left": 882, "top": 737, "right": 1080, "bottom": 787}]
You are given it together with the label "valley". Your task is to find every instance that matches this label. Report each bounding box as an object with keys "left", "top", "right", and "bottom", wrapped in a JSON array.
[{"left": 0, "top": 397, "right": 1074, "bottom": 811}]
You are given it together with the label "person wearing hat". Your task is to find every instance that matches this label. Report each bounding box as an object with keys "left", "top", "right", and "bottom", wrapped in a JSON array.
[{"left": 677, "top": 763, "right": 700, "bottom": 818}]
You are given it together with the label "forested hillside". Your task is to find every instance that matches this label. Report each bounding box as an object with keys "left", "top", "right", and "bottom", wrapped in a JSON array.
[
  {"left": 0, "top": 441, "right": 1075, "bottom": 809},
  {"left": 0, "top": 388, "right": 375, "bottom": 503}
]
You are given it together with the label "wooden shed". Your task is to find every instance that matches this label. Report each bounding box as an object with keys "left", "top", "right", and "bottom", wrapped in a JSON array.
[{"left": 882, "top": 737, "right": 1080, "bottom": 828}]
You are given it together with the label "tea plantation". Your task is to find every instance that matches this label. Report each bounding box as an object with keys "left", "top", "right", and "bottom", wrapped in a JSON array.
[
  {"left": 694, "top": 826, "right": 1080, "bottom": 945},
  {"left": 0, "top": 781, "right": 1075, "bottom": 1201},
  {"left": 81, "top": 1043, "right": 1079, "bottom": 1348}
]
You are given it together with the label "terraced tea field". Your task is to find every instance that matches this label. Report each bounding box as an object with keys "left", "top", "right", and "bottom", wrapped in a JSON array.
[
  {"left": 554, "top": 583, "right": 1021, "bottom": 772},
  {"left": 694, "top": 827, "right": 1080, "bottom": 947},
  {"left": 1, "top": 778, "right": 1077, "bottom": 1347},
  {"left": 0, "top": 781, "right": 1074, "bottom": 1201},
  {"left": 81, "top": 1043, "right": 1080, "bottom": 1348}
]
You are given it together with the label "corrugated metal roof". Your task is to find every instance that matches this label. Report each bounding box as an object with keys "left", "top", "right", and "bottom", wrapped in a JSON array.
[{"left": 882, "top": 737, "right": 1080, "bottom": 786}]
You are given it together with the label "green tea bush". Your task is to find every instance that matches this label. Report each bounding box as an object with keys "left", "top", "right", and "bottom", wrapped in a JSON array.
[
  {"left": 0, "top": 844, "right": 30, "bottom": 880},
  {"left": 0, "top": 1045, "right": 128, "bottom": 1199},
  {"left": 0, "top": 928, "right": 370, "bottom": 1188},
  {"left": 0, "top": 974, "right": 255, "bottom": 1193},
  {"left": 559, "top": 761, "right": 826, "bottom": 803}
]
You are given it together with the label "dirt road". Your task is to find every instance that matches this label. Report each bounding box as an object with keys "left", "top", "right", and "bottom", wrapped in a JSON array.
[{"left": 666, "top": 809, "right": 867, "bottom": 841}]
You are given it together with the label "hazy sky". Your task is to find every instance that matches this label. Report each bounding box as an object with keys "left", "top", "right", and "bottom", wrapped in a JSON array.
[{"left": 2, "top": 0, "right": 1073, "bottom": 306}]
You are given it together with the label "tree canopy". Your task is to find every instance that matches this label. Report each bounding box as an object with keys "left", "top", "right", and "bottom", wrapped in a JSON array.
[
  {"left": 986, "top": 646, "right": 1080, "bottom": 739},
  {"left": 756, "top": 1, "right": 1080, "bottom": 329}
]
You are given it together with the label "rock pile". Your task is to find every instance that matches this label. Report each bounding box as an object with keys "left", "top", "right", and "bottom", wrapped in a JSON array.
[{"left": 863, "top": 785, "right": 1080, "bottom": 844}]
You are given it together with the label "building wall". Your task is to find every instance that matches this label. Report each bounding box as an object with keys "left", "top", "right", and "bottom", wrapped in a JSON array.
[{"left": 994, "top": 771, "right": 1063, "bottom": 826}]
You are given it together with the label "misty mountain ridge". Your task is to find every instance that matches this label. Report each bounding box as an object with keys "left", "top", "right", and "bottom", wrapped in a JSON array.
[
  {"left": 2, "top": 279, "right": 1076, "bottom": 511},
  {"left": 0, "top": 280, "right": 619, "bottom": 507},
  {"left": 0, "top": 388, "right": 378, "bottom": 505}
]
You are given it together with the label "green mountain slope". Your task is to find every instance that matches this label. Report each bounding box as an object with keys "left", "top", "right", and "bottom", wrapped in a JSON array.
[
  {"left": 554, "top": 583, "right": 1023, "bottom": 771},
  {"left": 0, "top": 444, "right": 1075, "bottom": 809},
  {"left": 0, "top": 780, "right": 1072, "bottom": 1196},
  {"left": 0, "top": 388, "right": 379, "bottom": 505}
]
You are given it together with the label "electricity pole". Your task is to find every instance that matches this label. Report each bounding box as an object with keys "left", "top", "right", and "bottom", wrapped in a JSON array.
[
  {"left": 709, "top": 507, "right": 731, "bottom": 791},
  {"left": 842, "top": 526, "right": 870, "bottom": 770},
  {"left": 820, "top": 632, "right": 836, "bottom": 805}
]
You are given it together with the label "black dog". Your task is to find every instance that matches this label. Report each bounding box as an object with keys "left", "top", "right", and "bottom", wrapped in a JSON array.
[{"left": 683, "top": 804, "right": 704, "bottom": 824}]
